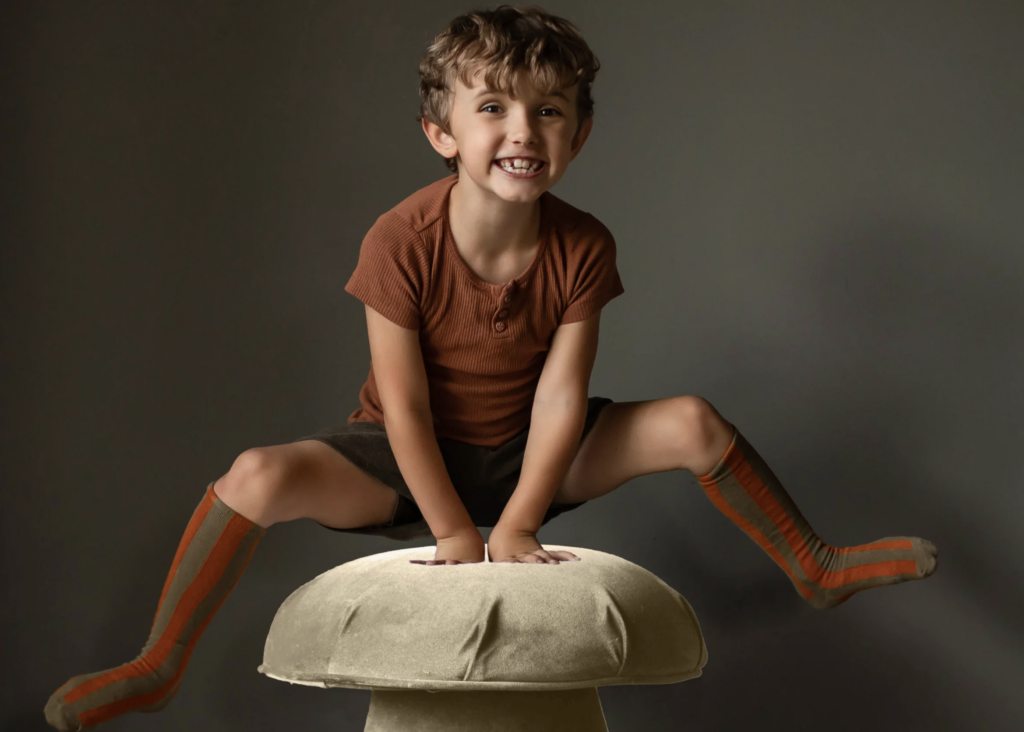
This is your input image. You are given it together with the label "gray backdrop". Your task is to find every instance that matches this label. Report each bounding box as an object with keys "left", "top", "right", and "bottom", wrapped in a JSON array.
[{"left": 3, "top": 1, "right": 1022, "bottom": 730}]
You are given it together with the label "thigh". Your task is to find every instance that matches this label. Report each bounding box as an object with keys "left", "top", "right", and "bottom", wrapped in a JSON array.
[
  {"left": 288, "top": 440, "right": 402, "bottom": 529},
  {"left": 553, "top": 397, "right": 693, "bottom": 505},
  {"left": 225, "top": 439, "right": 401, "bottom": 530}
]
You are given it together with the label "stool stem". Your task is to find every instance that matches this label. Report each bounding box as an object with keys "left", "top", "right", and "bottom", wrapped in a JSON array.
[{"left": 363, "top": 687, "right": 609, "bottom": 732}]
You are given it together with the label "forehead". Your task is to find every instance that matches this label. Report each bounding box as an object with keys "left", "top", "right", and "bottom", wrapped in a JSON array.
[{"left": 454, "top": 65, "right": 577, "bottom": 102}]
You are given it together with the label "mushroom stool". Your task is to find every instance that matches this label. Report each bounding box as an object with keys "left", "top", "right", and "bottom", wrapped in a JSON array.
[{"left": 258, "top": 545, "right": 707, "bottom": 731}]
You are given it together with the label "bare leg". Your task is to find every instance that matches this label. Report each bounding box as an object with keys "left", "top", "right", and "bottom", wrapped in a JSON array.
[{"left": 213, "top": 440, "right": 399, "bottom": 529}]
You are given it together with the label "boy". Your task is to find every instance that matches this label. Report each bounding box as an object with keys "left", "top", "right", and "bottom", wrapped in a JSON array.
[{"left": 45, "top": 5, "right": 937, "bottom": 730}]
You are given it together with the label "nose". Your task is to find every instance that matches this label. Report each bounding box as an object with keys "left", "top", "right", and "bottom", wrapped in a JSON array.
[{"left": 506, "top": 106, "right": 539, "bottom": 145}]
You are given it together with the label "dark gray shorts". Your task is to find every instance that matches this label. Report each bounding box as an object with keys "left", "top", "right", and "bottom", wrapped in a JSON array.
[{"left": 292, "top": 396, "right": 615, "bottom": 541}]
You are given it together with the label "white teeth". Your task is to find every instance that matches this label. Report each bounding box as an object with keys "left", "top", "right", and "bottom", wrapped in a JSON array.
[{"left": 498, "top": 158, "right": 542, "bottom": 173}]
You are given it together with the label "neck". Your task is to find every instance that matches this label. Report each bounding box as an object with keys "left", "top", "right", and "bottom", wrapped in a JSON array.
[{"left": 448, "top": 176, "right": 541, "bottom": 258}]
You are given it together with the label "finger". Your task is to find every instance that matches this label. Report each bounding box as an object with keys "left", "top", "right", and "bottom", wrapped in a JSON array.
[
  {"left": 522, "top": 554, "right": 546, "bottom": 564},
  {"left": 550, "top": 551, "right": 581, "bottom": 561},
  {"left": 534, "top": 550, "right": 559, "bottom": 565}
]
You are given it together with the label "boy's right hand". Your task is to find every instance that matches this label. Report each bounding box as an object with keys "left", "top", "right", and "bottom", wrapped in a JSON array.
[{"left": 410, "top": 529, "right": 486, "bottom": 565}]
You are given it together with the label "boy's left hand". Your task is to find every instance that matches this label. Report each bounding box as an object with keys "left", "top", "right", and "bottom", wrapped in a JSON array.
[{"left": 487, "top": 526, "right": 582, "bottom": 564}]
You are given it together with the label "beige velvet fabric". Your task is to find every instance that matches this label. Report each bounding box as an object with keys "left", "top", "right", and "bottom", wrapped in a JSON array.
[{"left": 259, "top": 546, "right": 707, "bottom": 692}]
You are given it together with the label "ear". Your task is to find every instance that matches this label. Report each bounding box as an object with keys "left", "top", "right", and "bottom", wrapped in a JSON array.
[
  {"left": 421, "top": 118, "right": 459, "bottom": 159},
  {"left": 568, "top": 116, "right": 594, "bottom": 161}
]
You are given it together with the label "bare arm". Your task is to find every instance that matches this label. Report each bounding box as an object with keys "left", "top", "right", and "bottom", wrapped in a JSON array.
[
  {"left": 488, "top": 312, "right": 600, "bottom": 563},
  {"left": 363, "top": 304, "right": 481, "bottom": 551},
  {"left": 495, "top": 397, "right": 587, "bottom": 533},
  {"left": 384, "top": 410, "right": 476, "bottom": 540}
]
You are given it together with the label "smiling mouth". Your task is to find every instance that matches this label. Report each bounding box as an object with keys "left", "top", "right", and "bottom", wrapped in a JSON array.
[{"left": 493, "top": 159, "right": 545, "bottom": 176}]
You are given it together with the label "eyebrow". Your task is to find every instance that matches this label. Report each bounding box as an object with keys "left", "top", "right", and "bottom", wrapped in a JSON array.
[{"left": 472, "top": 88, "right": 570, "bottom": 102}]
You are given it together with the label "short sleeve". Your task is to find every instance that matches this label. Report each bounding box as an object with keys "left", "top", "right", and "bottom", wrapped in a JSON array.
[
  {"left": 344, "top": 212, "right": 427, "bottom": 330},
  {"left": 560, "top": 214, "right": 626, "bottom": 325}
]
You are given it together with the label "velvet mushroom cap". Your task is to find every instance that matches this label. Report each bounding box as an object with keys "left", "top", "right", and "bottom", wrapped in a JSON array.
[{"left": 259, "top": 545, "right": 707, "bottom": 692}]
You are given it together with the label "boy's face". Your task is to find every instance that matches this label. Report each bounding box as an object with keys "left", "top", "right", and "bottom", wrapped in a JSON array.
[{"left": 422, "top": 65, "right": 593, "bottom": 204}]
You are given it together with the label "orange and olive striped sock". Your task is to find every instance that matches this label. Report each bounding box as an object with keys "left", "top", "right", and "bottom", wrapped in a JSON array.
[
  {"left": 696, "top": 428, "right": 938, "bottom": 609},
  {"left": 44, "top": 482, "right": 265, "bottom": 731}
]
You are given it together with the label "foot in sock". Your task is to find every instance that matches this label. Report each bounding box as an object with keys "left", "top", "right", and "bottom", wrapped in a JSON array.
[
  {"left": 44, "top": 483, "right": 263, "bottom": 731},
  {"left": 696, "top": 428, "right": 938, "bottom": 609},
  {"left": 782, "top": 534, "right": 938, "bottom": 609}
]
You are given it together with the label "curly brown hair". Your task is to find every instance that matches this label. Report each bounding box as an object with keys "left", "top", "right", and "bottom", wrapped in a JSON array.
[{"left": 417, "top": 5, "right": 601, "bottom": 174}]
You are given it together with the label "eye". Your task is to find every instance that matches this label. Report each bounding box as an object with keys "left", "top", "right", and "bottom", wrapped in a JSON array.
[{"left": 479, "top": 104, "right": 562, "bottom": 117}]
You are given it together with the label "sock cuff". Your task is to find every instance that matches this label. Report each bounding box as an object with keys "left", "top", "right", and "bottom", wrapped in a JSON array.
[
  {"left": 206, "top": 482, "right": 267, "bottom": 538},
  {"left": 696, "top": 426, "right": 739, "bottom": 484}
]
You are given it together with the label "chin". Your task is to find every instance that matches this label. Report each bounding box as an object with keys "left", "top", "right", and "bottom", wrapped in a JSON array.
[{"left": 494, "top": 187, "right": 544, "bottom": 204}]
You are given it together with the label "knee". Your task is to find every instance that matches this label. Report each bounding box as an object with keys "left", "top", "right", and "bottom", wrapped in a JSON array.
[
  {"left": 216, "top": 447, "right": 296, "bottom": 523},
  {"left": 673, "top": 396, "right": 731, "bottom": 456}
]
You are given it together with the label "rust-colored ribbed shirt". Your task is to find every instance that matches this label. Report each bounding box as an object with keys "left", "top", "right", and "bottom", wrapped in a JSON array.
[{"left": 345, "top": 174, "right": 625, "bottom": 447}]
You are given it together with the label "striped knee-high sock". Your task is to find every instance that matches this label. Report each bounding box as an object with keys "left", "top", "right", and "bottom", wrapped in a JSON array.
[
  {"left": 696, "top": 428, "right": 938, "bottom": 609},
  {"left": 44, "top": 483, "right": 265, "bottom": 731}
]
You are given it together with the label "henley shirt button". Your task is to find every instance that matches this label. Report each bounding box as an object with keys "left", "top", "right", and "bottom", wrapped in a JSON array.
[
  {"left": 497, "top": 309, "right": 508, "bottom": 318},
  {"left": 503, "top": 295, "right": 511, "bottom": 303},
  {"left": 495, "top": 322, "right": 506, "bottom": 332}
]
